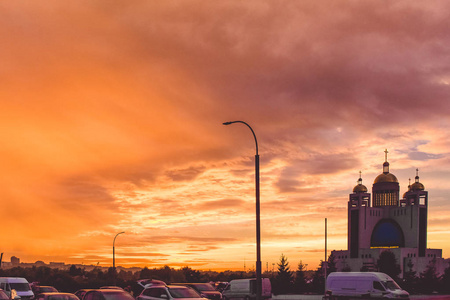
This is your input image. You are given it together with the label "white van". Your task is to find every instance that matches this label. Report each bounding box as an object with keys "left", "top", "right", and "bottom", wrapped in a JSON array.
[
  {"left": 0, "top": 277, "right": 34, "bottom": 300},
  {"left": 222, "top": 278, "right": 271, "bottom": 300},
  {"left": 325, "top": 272, "right": 409, "bottom": 299}
]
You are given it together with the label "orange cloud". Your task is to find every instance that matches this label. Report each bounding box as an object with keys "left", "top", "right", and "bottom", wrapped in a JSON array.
[{"left": 1, "top": 1, "right": 450, "bottom": 271}]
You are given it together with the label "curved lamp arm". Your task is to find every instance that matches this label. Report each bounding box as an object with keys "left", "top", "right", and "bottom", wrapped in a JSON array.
[
  {"left": 113, "top": 231, "right": 125, "bottom": 247},
  {"left": 223, "top": 121, "right": 259, "bottom": 155}
]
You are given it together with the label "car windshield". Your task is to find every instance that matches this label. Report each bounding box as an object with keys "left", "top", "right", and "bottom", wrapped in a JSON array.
[
  {"left": 382, "top": 280, "right": 401, "bottom": 291},
  {"left": 42, "top": 287, "right": 58, "bottom": 293},
  {"left": 193, "top": 284, "right": 215, "bottom": 291},
  {"left": 48, "top": 295, "right": 79, "bottom": 300},
  {"left": 102, "top": 292, "right": 134, "bottom": 300},
  {"left": 10, "top": 283, "right": 31, "bottom": 291},
  {"left": 75, "top": 291, "right": 87, "bottom": 299},
  {"left": 0, "top": 290, "right": 9, "bottom": 300},
  {"left": 168, "top": 288, "right": 200, "bottom": 298}
]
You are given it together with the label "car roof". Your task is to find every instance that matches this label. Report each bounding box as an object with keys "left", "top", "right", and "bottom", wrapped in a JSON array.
[
  {"left": 38, "top": 293, "right": 76, "bottom": 296},
  {"left": 146, "top": 285, "right": 186, "bottom": 289},
  {"left": 138, "top": 279, "right": 166, "bottom": 285},
  {"left": 39, "top": 293, "right": 72, "bottom": 295}
]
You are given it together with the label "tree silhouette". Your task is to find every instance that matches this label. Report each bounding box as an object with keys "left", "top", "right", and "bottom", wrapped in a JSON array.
[
  {"left": 139, "top": 267, "right": 152, "bottom": 279},
  {"left": 401, "top": 259, "right": 417, "bottom": 294},
  {"left": 311, "top": 261, "right": 325, "bottom": 294},
  {"left": 294, "top": 260, "right": 307, "bottom": 293},
  {"left": 69, "top": 265, "right": 83, "bottom": 276},
  {"left": 181, "top": 266, "right": 202, "bottom": 282},
  {"left": 418, "top": 258, "right": 439, "bottom": 294},
  {"left": 377, "top": 250, "right": 401, "bottom": 280},
  {"left": 439, "top": 261, "right": 450, "bottom": 294},
  {"left": 326, "top": 254, "right": 337, "bottom": 274},
  {"left": 272, "top": 254, "right": 293, "bottom": 295}
]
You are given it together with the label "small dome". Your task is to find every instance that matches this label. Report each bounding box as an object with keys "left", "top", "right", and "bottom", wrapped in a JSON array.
[
  {"left": 374, "top": 173, "right": 398, "bottom": 184},
  {"left": 353, "top": 184, "right": 368, "bottom": 193},
  {"left": 410, "top": 172, "right": 424, "bottom": 191},
  {"left": 353, "top": 173, "right": 367, "bottom": 193},
  {"left": 403, "top": 187, "right": 410, "bottom": 198},
  {"left": 410, "top": 182, "right": 424, "bottom": 191}
]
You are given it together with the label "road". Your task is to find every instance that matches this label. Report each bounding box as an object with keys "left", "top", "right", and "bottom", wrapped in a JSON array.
[{"left": 272, "top": 295, "right": 450, "bottom": 300}]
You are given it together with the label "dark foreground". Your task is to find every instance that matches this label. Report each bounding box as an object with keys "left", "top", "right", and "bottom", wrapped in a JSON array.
[{"left": 272, "top": 295, "right": 450, "bottom": 300}]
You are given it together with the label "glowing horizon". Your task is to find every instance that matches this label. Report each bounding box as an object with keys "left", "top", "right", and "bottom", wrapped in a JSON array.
[{"left": 1, "top": 1, "right": 450, "bottom": 272}]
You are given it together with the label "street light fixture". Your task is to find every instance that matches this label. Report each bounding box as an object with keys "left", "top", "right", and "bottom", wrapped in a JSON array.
[
  {"left": 113, "top": 231, "right": 125, "bottom": 285},
  {"left": 223, "top": 121, "right": 261, "bottom": 300}
]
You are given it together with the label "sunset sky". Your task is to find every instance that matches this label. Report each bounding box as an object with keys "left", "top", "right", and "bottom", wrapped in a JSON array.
[{"left": 2, "top": 1, "right": 450, "bottom": 272}]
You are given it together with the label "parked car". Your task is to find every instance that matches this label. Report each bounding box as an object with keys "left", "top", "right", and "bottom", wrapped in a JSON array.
[
  {"left": 33, "top": 286, "right": 58, "bottom": 297},
  {"left": 74, "top": 289, "right": 93, "bottom": 300},
  {"left": 0, "top": 289, "right": 9, "bottom": 300},
  {"left": 222, "top": 278, "right": 271, "bottom": 300},
  {"left": 137, "top": 285, "right": 207, "bottom": 300},
  {"left": 132, "top": 279, "right": 166, "bottom": 297},
  {"left": 0, "top": 277, "right": 34, "bottom": 300},
  {"left": 171, "top": 283, "right": 221, "bottom": 300},
  {"left": 83, "top": 289, "right": 135, "bottom": 300},
  {"left": 213, "top": 283, "right": 228, "bottom": 293},
  {"left": 34, "top": 293, "right": 79, "bottom": 300},
  {"left": 99, "top": 287, "right": 124, "bottom": 290}
]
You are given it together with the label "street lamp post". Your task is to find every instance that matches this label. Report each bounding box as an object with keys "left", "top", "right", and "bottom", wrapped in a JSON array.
[
  {"left": 113, "top": 231, "right": 125, "bottom": 285},
  {"left": 223, "top": 121, "right": 261, "bottom": 300}
]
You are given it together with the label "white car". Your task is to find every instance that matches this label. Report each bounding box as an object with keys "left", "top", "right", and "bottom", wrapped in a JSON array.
[{"left": 137, "top": 285, "right": 207, "bottom": 300}]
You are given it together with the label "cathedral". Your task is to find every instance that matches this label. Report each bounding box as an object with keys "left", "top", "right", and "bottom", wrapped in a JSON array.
[{"left": 332, "top": 150, "right": 448, "bottom": 277}]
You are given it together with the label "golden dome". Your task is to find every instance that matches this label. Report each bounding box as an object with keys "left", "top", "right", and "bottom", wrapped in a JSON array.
[
  {"left": 410, "top": 182, "right": 424, "bottom": 191},
  {"left": 403, "top": 185, "right": 411, "bottom": 198},
  {"left": 374, "top": 173, "right": 398, "bottom": 184},
  {"left": 353, "top": 172, "right": 367, "bottom": 193},
  {"left": 353, "top": 184, "right": 368, "bottom": 193}
]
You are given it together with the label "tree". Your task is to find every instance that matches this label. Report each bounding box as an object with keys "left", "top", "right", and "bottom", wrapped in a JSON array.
[
  {"left": 293, "top": 260, "right": 307, "bottom": 293},
  {"left": 377, "top": 250, "right": 401, "bottom": 280},
  {"left": 401, "top": 259, "right": 417, "bottom": 294},
  {"left": 272, "top": 254, "right": 294, "bottom": 295},
  {"left": 311, "top": 261, "right": 326, "bottom": 294},
  {"left": 181, "top": 266, "right": 202, "bottom": 282},
  {"left": 439, "top": 261, "right": 450, "bottom": 294},
  {"left": 417, "top": 258, "right": 439, "bottom": 294},
  {"left": 69, "top": 265, "right": 83, "bottom": 276},
  {"left": 326, "top": 254, "right": 337, "bottom": 274},
  {"left": 139, "top": 267, "right": 152, "bottom": 279}
]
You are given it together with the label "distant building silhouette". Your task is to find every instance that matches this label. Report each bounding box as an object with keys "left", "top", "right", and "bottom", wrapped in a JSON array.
[
  {"left": 35, "top": 261, "right": 45, "bottom": 267},
  {"left": 11, "top": 256, "right": 20, "bottom": 266},
  {"left": 332, "top": 150, "right": 449, "bottom": 277}
]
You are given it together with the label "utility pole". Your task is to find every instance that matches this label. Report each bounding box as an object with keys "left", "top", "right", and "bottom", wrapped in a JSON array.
[{"left": 324, "top": 218, "right": 328, "bottom": 291}]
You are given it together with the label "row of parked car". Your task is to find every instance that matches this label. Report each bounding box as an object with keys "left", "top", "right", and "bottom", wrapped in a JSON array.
[{"left": 0, "top": 277, "right": 272, "bottom": 300}]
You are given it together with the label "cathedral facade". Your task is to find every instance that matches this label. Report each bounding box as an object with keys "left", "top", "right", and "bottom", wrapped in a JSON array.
[{"left": 332, "top": 151, "right": 448, "bottom": 277}]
